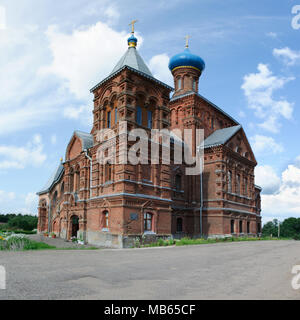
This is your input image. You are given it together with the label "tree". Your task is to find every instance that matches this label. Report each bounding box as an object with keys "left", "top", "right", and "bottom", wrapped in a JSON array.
[
  {"left": 7, "top": 215, "right": 38, "bottom": 231},
  {"left": 262, "top": 220, "right": 278, "bottom": 237},
  {"left": 280, "top": 218, "right": 300, "bottom": 239}
]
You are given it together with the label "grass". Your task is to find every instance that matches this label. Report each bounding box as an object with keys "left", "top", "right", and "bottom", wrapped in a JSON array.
[{"left": 0, "top": 237, "right": 56, "bottom": 251}]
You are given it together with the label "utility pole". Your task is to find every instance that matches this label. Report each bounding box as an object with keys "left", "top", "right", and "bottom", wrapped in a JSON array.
[{"left": 278, "top": 220, "right": 280, "bottom": 238}]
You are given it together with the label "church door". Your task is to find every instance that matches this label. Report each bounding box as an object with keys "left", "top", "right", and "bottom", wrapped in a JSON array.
[{"left": 71, "top": 216, "right": 79, "bottom": 238}]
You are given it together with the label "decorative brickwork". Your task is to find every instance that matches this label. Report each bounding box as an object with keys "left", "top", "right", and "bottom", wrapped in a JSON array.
[{"left": 37, "top": 37, "right": 262, "bottom": 248}]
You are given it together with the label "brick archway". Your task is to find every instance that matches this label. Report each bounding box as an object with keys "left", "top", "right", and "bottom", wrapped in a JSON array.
[{"left": 68, "top": 215, "right": 79, "bottom": 239}]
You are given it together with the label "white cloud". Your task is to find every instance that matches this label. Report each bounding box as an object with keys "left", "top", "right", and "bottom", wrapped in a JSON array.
[
  {"left": 39, "top": 21, "right": 130, "bottom": 101},
  {"left": 273, "top": 47, "right": 300, "bottom": 66},
  {"left": 23, "top": 192, "right": 39, "bottom": 215},
  {"left": 63, "top": 104, "right": 93, "bottom": 125},
  {"left": 250, "top": 135, "right": 284, "bottom": 156},
  {"left": 241, "top": 64, "right": 294, "bottom": 133},
  {"left": 0, "top": 191, "right": 38, "bottom": 215},
  {"left": 104, "top": 5, "right": 120, "bottom": 24},
  {"left": 255, "top": 165, "right": 281, "bottom": 194},
  {"left": 0, "top": 21, "right": 73, "bottom": 136},
  {"left": 262, "top": 160, "right": 300, "bottom": 221},
  {"left": 0, "top": 135, "right": 47, "bottom": 170},
  {"left": 149, "top": 54, "right": 173, "bottom": 86}
]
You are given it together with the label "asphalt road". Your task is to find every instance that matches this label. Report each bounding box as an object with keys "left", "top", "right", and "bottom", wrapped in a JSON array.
[{"left": 1, "top": 240, "right": 300, "bottom": 300}]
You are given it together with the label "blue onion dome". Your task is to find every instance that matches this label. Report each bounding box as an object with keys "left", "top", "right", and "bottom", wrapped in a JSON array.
[
  {"left": 128, "top": 34, "right": 138, "bottom": 48},
  {"left": 169, "top": 48, "right": 205, "bottom": 73}
]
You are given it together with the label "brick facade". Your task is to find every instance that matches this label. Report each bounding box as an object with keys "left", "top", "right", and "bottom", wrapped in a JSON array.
[{"left": 37, "top": 43, "right": 262, "bottom": 248}]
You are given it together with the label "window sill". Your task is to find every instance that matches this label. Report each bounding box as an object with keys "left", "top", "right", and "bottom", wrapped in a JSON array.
[{"left": 143, "top": 231, "right": 156, "bottom": 235}]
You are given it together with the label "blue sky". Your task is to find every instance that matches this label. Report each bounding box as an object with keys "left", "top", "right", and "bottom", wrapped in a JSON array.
[{"left": 0, "top": 0, "right": 300, "bottom": 223}]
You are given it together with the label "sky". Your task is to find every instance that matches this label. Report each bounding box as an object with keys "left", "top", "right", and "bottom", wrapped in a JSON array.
[{"left": 0, "top": 0, "right": 300, "bottom": 224}]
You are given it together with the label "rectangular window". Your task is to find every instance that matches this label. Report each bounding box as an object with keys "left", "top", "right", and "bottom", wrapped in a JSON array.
[
  {"left": 107, "top": 111, "right": 111, "bottom": 128},
  {"left": 144, "top": 213, "right": 153, "bottom": 231},
  {"left": 137, "top": 106, "right": 142, "bottom": 125},
  {"left": 147, "top": 110, "right": 153, "bottom": 129},
  {"left": 244, "top": 178, "right": 248, "bottom": 195}
]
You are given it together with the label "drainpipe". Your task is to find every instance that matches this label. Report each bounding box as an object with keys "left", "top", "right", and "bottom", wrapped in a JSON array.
[
  {"left": 197, "top": 146, "right": 203, "bottom": 238},
  {"left": 48, "top": 201, "right": 51, "bottom": 233},
  {"left": 200, "top": 156, "right": 203, "bottom": 238},
  {"left": 84, "top": 149, "right": 92, "bottom": 199}
]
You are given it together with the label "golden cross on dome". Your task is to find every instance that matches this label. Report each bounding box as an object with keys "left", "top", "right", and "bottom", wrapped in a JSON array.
[
  {"left": 185, "top": 35, "right": 191, "bottom": 48},
  {"left": 129, "top": 19, "right": 138, "bottom": 34}
]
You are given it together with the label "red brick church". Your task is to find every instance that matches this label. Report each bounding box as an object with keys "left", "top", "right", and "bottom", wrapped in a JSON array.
[{"left": 37, "top": 26, "right": 262, "bottom": 248}]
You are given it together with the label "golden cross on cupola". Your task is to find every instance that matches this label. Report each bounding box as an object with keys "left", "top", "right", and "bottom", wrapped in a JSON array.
[
  {"left": 185, "top": 35, "right": 191, "bottom": 48},
  {"left": 129, "top": 20, "right": 138, "bottom": 34}
]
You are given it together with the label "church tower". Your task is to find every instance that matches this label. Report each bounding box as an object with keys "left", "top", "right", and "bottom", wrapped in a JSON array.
[{"left": 169, "top": 36, "right": 205, "bottom": 98}]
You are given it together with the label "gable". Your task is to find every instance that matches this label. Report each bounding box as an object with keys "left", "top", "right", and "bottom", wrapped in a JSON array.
[
  {"left": 225, "top": 128, "right": 256, "bottom": 164},
  {"left": 67, "top": 136, "right": 83, "bottom": 161}
]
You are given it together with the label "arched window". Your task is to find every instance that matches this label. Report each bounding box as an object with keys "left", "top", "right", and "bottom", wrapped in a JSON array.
[
  {"left": 211, "top": 117, "right": 214, "bottom": 130},
  {"left": 192, "top": 79, "right": 196, "bottom": 91},
  {"left": 60, "top": 182, "right": 64, "bottom": 196},
  {"left": 75, "top": 167, "right": 80, "bottom": 192},
  {"left": 52, "top": 191, "right": 58, "bottom": 208},
  {"left": 228, "top": 171, "right": 232, "bottom": 193},
  {"left": 236, "top": 174, "right": 241, "bottom": 195},
  {"left": 142, "top": 164, "right": 151, "bottom": 181},
  {"left": 110, "top": 96, "right": 118, "bottom": 125},
  {"left": 103, "top": 211, "right": 109, "bottom": 229},
  {"left": 107, "top": 111, "right": 111, "bottom": 128},
  {"left": 244, "top": 178, "right": 248, "bottom": 195},
  {"left": 147, "top": 110, "right": 153, "bottom": 129},
  {"left": 71, "top": 216, "right": 79, "bottom": 238},
  {"left": 231, "top": 220, "right": 235, "bottom": 234},
  {"left": 136, "top": 106, "right": 142, "bottom": 125},
  {"left": 239, "top": 220, "right": 243, "bottom": 233},
  {"left": 177, "top": 77, "right": 182, "bottom": 90},
  {"left": 69, "top": 168, "right": 74, "bottom": 192},
  {"left": 175, "top": 174, "right": 182, "bottom": 191},
  {"left": 177, "top": 218, "right": 183, "bottom": 233},
  {"left": 115, "top": 107, "right": 118, "bottom": 124},
  {"left": 144, "top": 213, "right": 153, "bottom": 232},
  {"left": 105, "top": 163, "right": 112, "bottom": 182}
]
